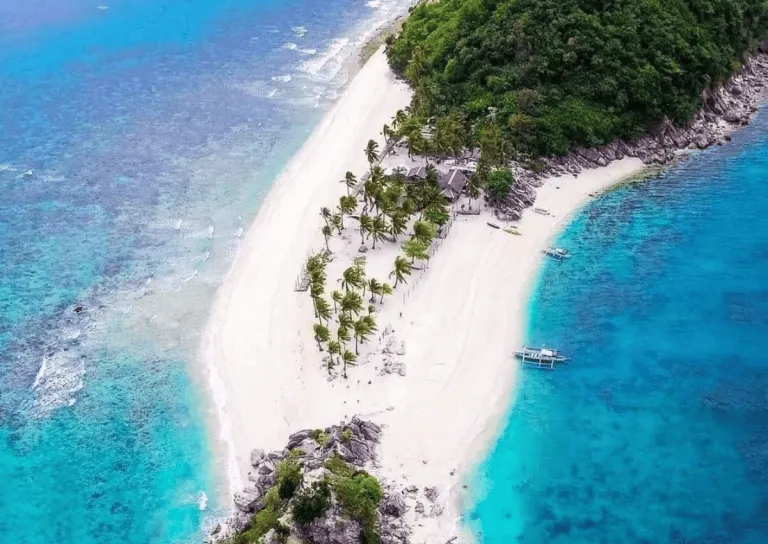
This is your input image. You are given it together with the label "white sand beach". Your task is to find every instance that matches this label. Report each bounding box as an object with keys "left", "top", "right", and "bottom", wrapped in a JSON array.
[{"left": 202, "top": 47, "right": 646, "bottom": 542}]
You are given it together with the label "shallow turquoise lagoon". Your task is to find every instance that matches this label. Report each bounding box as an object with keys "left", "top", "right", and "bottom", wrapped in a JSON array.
[{"left": 469, "top": 113, "right": 768, "bottom": 543}]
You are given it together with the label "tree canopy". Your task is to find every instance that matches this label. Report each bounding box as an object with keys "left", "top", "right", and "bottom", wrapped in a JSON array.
[{"left": 387, "top": 0, "right": 768, "bottom": 156}]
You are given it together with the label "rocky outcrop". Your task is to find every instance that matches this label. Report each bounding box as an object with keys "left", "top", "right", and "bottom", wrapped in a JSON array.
[
  {"left": 493, "top": 53, "right": 768, "bottom": 221},
  {"left": 206, "top": 417, "right": 422, "bottom": 544}
]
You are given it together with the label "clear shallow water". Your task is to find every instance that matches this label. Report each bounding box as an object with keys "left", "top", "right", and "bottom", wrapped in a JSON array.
[
  {"left": 0, "top": 0, "right": 409, "bottom": 542},
  {"left": 469, "top": 112, "right": 768, "bottom": 543}
]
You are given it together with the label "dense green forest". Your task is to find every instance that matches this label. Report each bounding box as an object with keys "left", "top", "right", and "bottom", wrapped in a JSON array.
[{"left": 386, "top": 0, "right": 768, "bottom": 157}]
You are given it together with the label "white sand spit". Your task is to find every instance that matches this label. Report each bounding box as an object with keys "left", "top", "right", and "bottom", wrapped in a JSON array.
[{"left": 202, "top": 47, "right": 646, "bottom": 542}]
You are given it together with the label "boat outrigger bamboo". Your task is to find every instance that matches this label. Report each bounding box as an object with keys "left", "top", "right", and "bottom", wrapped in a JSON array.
[
  {"left": 543, "top": 247, "right": 570, "bottom": 260},
  {"left": 515, "top": 346, "right": 569, "bottom": 370}
]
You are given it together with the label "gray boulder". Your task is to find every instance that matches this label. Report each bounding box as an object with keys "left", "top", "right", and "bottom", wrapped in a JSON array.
[
  {"left": 380, "top": 492, "right": 409, "bottom": 518},
  {"left": 250, "top": 448, "right": 266, "bottom": 467},
  {"left": 233, "top": 487, "right": 263, "bottom": 513},
  {"left": 306, "top": 509, "right": 362, "bottom": 544},
  {"left": 287, "top": 429, "right": 315, "bottom": 449},
  {"left": 424, "top": 486, "right": 439, "bottom": 502}
]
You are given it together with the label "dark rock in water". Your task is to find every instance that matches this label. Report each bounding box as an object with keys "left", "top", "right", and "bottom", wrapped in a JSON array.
[
  {"left": 74, "top": 306, "right": 84, "bottom": 313},
  {"left": 287, "top": 429, "right": 315, "bottom": 449}
]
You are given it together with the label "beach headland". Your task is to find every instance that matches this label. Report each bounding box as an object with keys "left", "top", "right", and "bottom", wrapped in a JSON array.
[
  {"left": 201, "top": 43, "right": 652, "bottom": 542},
  {"left": 202, "top": 40, "right": 768, "bottom": 544}
]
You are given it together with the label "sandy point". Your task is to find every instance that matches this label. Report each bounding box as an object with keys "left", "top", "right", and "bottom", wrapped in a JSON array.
[{"left": 200, "top": 45, "right": 646, "bottom": 542}]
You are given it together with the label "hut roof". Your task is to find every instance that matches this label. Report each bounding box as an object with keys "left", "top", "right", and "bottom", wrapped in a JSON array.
[
  {"left": 438, "top": 169, "right": 468, "bottom": 201},
  {"left": 407, "top": 165, "right": 428, "bottom": 180}
]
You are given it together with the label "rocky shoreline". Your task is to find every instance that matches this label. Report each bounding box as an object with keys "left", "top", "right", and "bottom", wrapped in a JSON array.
[
  {"left": 208, "top": 417, "right": 447, "bottom": 544},
  {"left": 497, "top": 51, "right": 768, "bottom": 219}
]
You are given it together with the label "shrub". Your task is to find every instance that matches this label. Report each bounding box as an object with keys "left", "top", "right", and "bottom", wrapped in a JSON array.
[
  {"left": 324, "top": 454, "right": 356, "bottom": 478},
  {"left": 341, "top": 428, "right": 353, "bottom": 444},
  {"left": 276, "top": 458, "right": 303, "bottom": 500},
  {"left": 312, "top": 429, "right": 330, "bottom": 446},
  {"left": 229, "top": 488, "right": 284, "bottom": 544},
  {"left": 333, "top": 472, "right": 383, "bottom": 544},
  {"left": 292, "top": 480, "right": 332, "bottom": 525}
]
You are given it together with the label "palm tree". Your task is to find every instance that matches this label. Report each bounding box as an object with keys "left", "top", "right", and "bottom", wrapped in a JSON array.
[
  {"left": 369, "top": 215, "right": 389, "bottom": 249},
  {"left": 364, "top": 139, "right": 379, "bottom": 174},
  {"left": 321, "top": 225, "right": 332, "bottom": 251},
  {"left": 313, "top": 323, "right": 330, "bottom": 352},
  {"left": 341, "top": 266, "right": 364, "bottom": 292},
  {"left": 341, "top": 171, "right": 357, "bottom": 195},
  {"left": 389, "top": 212, "right": 408, "bottom": 241},
  {"left": 390, "top": 256, "right": 412, "bottom": 287},
  {"left": 327, "top": 340, "right": 340, "bottom": 374},
  {"left": 315, "top": 297, "right": 332, "bottom": 324},
  {"left": 382, "top": 123, "right": 393, "bottom": 146},
  {"left": 353, "top": 256, "right": 367, "bottom": 275},
  {"left": 358, "top": 213, "right": 373, "bottom": 245},
  {"left": 367, "top": 278, "right": 382, "bottom": 303},
  {"left": 331, "top": 290, "right": 343, "bottom": 313},
  {"left": 331, "top": 213, "right": 343, "bottom": 235},
  {"left": 352, "top": 318, "right": 372, "bottom": 355},
  {"left": 362, "top": 314, "right": 377, "bottom": 334},
  {"left": 413, "top": 220, "right": 437, "bottom": 245},
  {"left": 310, "top": 282, "right": 324, "bottom": 318},
  {"left": 367, "top": 304, "right": 376, "bottom": 316},
  {"left": 341, "top": 349, "right": 356, "bottom": 379},
  {"left": 466, "top": 171, "right": 484, "bottom": 209},
  {"left": 393, "top": 109, "right": 407, "bottom": 132},
  {"left": 403, "top": 237, "right": 429, "bottom": 263},
  {"left": 340, "top": 290, "right": 364, "bottom": 317},
  {"left": 379, "top": 282, "right": 393, "bottom": 304},
  {"left": 320, "top": 206, "right": 333, "bottom": 227},
  {"left": 337, "top": 195, "right": 357, "bottom": 229}
]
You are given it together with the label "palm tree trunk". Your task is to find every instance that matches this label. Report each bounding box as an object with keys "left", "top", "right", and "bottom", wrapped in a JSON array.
[
  {"left": 380, "top": 292, "right": 385, "bottom": 304},
  {"left": 355, "top": 336, "right": 359, "bottom": 355},
  {"left": 316, "top": 339, "right": 323, "bottom": 352}
]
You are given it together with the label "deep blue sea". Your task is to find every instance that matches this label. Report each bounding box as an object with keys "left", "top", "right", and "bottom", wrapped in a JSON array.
[
  {"left": 0, "top": 1, "right": 409, "bottom": 542},
  {"left": 469, "top": 112, "right": 768, "bottom": 543}
]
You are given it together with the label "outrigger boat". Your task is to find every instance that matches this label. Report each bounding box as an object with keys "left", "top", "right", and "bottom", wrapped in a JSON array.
[
  {"left": 515, "top": 346, "right": 569, "bottom": 370},
  {"left": 543, "top": 246, "right": 570, "bottom": 260}
]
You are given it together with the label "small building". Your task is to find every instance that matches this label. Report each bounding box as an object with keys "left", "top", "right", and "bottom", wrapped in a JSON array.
[
  {"left": 406, "top": 165, "right": 428, "bottom": 182},
  {"left": 438, "top": 169, "right": 468, "bottom": 201}
]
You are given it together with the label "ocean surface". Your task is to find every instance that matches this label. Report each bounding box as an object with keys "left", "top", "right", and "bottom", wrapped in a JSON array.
[
  {"left": 469, "top": 111, "right": 768, "bottom": 543},
  {"left": 0, "top": 1, "right": 410, "bottom": 542}
]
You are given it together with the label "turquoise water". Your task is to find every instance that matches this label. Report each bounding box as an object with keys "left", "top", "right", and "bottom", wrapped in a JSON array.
[
  {"left": 0, "top": 1, "right": 410, "bottom": 542},
  {"left": 469, "top": 112, "right": 768, "bottom": 543}
]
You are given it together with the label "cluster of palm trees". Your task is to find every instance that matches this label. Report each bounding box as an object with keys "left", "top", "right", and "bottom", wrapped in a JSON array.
[
  {"left": 307, "top": 121, "right": 469, "bottom": 378},
  {"left": 307, "top": 254, "right": 394, "bottom": 378}
]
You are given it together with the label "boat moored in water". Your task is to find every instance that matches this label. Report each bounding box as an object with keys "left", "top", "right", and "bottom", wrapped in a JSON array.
[
  {"left": 515, "top": 346, "right": 569, "bottom": 369},
  {"left": 543, "top": 246, "right": 570, "bottom": 260}
]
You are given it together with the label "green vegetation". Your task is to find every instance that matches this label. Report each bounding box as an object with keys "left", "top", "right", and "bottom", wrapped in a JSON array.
[
  {"left": 306, "top": 142, "right": 450, "bottom": 379},
  {"left": 292, "top": 480, "right": 332, "bottom": 525},
  {"left": 229, "top": 488, "right": 289, "bottom": 544},
  {"left": 333, "top": 471, "right": 384, "bottom": 544},
  {"left": 341, "top": 428, "right": 353, "bottom": 444},
  {"left": 276, "top": 458, "right": 304, "bottom": 500},
  {"left": 387, "top": 0, "right": 768, "bottom": 156},
  {"left": 485, "top": 168, "right": 515, "bottom": 206},
  {"left": 325, "top": 454, "right": 358, "bottom": 478}
]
